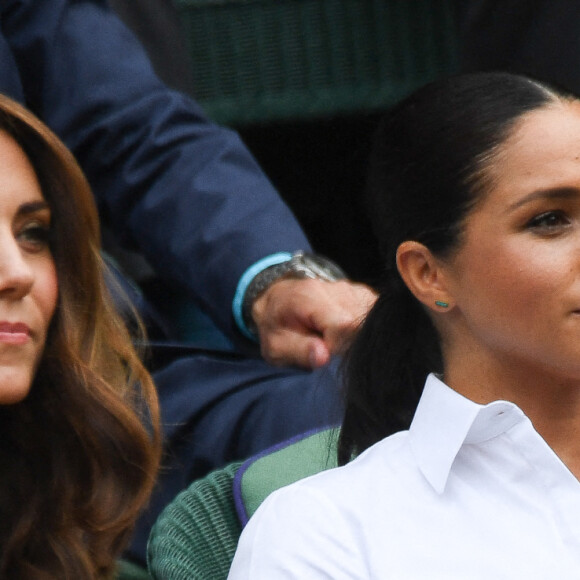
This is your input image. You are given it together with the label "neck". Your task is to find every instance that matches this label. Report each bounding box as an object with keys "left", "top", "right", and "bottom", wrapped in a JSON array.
[{"left": 444, "top": 356, "right": 580, "bottom": 479}]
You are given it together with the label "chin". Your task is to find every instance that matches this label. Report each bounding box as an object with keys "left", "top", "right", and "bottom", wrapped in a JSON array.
[{"left": 0, "top": 378, "right": 33, "bottom": 405}]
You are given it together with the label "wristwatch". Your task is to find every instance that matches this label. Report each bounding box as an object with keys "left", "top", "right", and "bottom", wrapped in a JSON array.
[{"left": 242, "top": 251, "right": 347, "bottom": 337}]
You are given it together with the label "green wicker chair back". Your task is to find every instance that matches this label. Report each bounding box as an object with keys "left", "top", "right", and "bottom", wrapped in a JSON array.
[
  {"left": 148, "top": 461, "right": 244, "bottom": 579},
  {"left": 147, "top": 428, "right": 340, "bottom": 579}
]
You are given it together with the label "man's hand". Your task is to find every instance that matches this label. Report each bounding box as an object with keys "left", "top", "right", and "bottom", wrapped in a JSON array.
[{"left": 251, "top": 278, "right": 377, "bottom": 369}]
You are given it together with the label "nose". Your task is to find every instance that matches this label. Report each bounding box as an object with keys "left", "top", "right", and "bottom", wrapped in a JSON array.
[{"left": 0, "top": 235, "right": 34, "bottom": 299}]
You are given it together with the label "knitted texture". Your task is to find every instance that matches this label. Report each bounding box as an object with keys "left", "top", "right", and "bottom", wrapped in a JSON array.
[
  {"left": 116, "top": 560, "right": 152, "bottom": 579},
  {"left": 147, "top": 461, "right": 243, "bottom": 580}
]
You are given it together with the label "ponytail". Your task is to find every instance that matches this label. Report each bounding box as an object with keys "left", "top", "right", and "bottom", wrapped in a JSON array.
[
  {"left": 337, "top": 72, "right": 566, "bottom": 465},
  {"left": 337, "top": 272, "right": 442, "bottom": 465}
]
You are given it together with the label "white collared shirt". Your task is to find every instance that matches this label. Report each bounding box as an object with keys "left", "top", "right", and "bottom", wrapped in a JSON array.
[{"left": 228, "top": 374, "right": 580, "bottom": 578}]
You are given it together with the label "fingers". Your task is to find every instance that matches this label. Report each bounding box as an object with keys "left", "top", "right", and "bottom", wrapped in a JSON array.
[
  {"left": 259, "top": 330, "right": 331, "bottom": 369},
  {"left": 308, "top": 340, "right": 331, "bottom": 367},
  {"left": 308, "top": 286, "right": 371, "bottom": 350},
  {"left": 252, "top": 277, "right": 377, "bottom": 369}
]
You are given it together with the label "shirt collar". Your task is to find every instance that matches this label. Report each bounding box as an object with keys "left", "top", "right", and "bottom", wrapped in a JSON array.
[{"left": 408, "top": 374, "right": 526, "bottom": 494}]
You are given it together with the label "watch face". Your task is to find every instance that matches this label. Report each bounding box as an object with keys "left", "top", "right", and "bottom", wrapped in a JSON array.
[
  {"left": 297, "top": 254, "right": 346, "bottom": 280},
  {"left": 242, "top": 252, "right": 346, "bottom": 336}
]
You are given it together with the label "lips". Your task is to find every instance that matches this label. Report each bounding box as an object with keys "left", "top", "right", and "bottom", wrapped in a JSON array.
[{"left": 0, "top": 322, "right": 30, "bottom": 345}]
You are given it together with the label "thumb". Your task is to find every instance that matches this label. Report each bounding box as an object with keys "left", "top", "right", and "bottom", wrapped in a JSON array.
[{"left": 308, "top": 338, "right": 331, "bottom": 368}]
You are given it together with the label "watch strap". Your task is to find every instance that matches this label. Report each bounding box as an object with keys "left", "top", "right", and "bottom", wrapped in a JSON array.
[{"left": 242, "top": 251, "right": 346, "bottom": 338}]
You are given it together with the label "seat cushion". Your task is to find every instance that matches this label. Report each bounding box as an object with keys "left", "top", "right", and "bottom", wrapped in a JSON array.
[{"left": 233, "top": 426, "right": 340, "bottom": 526}]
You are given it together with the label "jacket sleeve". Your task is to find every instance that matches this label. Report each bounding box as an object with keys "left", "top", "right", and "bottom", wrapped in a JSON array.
[{"left": 1, "top": 0, "right": 312, "bottom": 339}]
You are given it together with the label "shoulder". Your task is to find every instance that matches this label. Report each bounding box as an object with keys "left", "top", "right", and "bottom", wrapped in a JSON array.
[
  {"left": 230, "top": 478, "right": 368, "bottom": 578},
  {"left": 229, "top": 431, "right": 425, "bottom": 579},
  {"left": 312, "top": 431, "right": 428, "bottom": 511}
]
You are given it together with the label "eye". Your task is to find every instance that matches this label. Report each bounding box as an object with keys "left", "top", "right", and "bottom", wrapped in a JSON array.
[
  {"left": 17, "top": 221, "right": 53, "bottom": 253},
  {"left": 525, "top": 210, "right": 571, "bottom": 233}
]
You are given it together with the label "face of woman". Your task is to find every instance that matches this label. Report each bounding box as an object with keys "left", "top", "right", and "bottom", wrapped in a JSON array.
[
  {"left": 0, "top": 130, "right": 57, "bottom": 404},
  {"left": 441, "top": 101, "right": 580, "bottom": 391}
]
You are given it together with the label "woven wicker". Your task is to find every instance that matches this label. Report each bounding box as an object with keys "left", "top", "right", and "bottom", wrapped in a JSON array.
[
  {"left": 147, "top": 461, "right": 243, "bottom": 580},
  {"left": 116, "top": 560, "right": 152, "bottom": 579},
  {"left": 175, "top": 0, "right": 459, "bottom": 125}
]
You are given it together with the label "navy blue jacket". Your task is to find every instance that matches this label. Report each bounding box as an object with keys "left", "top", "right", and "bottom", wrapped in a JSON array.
[{"left": 0, "top": 0, "right": 311, "bottom": 340}]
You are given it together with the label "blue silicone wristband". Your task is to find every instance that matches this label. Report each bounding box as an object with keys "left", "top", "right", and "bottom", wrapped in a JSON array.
[{"left": 233, "top": 252, "right": 293, "bottom": 340}]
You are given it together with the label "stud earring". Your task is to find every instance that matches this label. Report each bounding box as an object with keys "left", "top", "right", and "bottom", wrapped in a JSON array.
[{"left": 435, "top": 300, "right": 449, "bottom": 308}]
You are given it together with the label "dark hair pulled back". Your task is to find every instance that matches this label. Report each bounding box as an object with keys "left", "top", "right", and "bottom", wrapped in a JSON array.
[{"left": 338, "top": 72, "right": 568, "bottom": 464}]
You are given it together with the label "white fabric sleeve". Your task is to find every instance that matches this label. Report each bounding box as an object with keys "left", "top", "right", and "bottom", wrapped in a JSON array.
[{"left": 228, "top": 482, "right": 368, "bottom": 579}]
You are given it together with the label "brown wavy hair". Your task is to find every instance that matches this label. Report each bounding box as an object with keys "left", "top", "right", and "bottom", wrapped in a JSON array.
[{"left": 0, "top": 95, "right": 161, "bottom": 579}]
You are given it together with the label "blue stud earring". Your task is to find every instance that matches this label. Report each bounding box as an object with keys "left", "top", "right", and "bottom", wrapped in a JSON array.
[{"left": 435, "top": 300, "right": 449, "bottom": 308}]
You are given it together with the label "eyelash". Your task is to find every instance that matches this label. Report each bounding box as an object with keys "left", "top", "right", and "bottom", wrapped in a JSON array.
[
  {"left": 18, "top": 222, "right": 53, "bottom": 251},
  {"left": 525, "top": 210, "right": 571, "bottom": 232}
]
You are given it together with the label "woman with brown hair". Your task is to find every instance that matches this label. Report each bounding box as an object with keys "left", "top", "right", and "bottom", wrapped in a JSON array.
[{"left": 0, "top": 94, "right": 161, "bottom": 579}]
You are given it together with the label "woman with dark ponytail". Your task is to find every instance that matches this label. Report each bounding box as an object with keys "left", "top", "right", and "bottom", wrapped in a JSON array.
[
  {"left": 229, "top": 71, "right": 580, "bottom": 578},
  {"left": 339, "top": 69, "right": 559, "bottom": 463}
]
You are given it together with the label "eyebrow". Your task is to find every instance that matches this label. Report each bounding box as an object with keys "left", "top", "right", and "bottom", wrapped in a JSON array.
[
  {"left": 17, "top": 200, "right": 51, "bottom": 216},
  {"left": 507, "top": 187, "right": 579, "bottom": 211}
]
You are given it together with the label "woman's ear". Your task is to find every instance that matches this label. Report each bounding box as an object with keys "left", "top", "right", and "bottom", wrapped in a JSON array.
[{"left": 396, "top": 241, "right": 453, "bottom": 312}]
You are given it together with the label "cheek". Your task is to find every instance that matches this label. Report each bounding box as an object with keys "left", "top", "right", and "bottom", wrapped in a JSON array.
[
  {"left": 461, "top": 244, "right": 566, "bottom": 323},
  {"left": 37, "top": 260, "right": 58, "bottom": 327}
]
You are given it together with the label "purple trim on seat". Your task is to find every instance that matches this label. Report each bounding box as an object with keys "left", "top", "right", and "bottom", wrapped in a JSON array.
[{"left": 233, "top": 426, "right": 335, "bottom": 527}]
